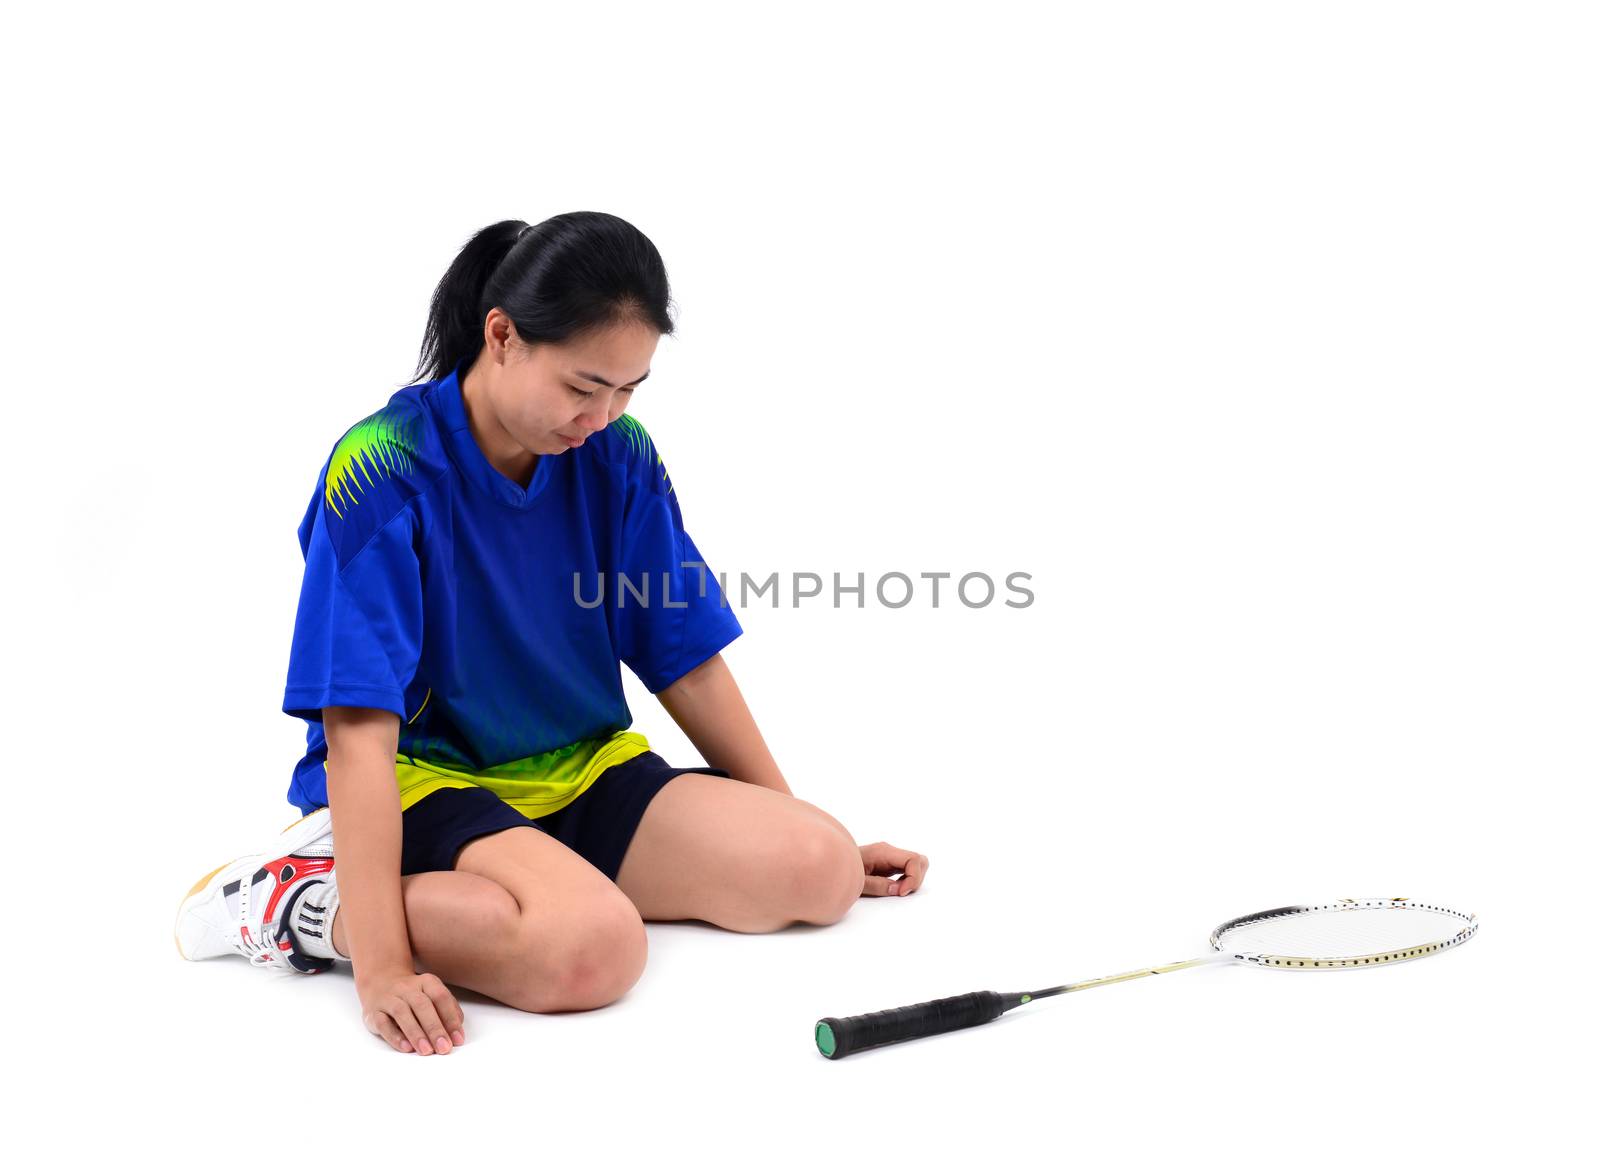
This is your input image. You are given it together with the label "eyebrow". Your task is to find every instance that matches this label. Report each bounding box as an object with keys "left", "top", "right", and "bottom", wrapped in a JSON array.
[{"left": 574, "top": 369, "right": 651, "bottom": 389}]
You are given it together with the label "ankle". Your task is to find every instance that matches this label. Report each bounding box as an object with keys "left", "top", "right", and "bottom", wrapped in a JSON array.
[
  {"left": 330, "top": 908, "right": 349, "bottom": 959},
  {"left": 286, "top": 877, "right": 344, "bottom": 962}
]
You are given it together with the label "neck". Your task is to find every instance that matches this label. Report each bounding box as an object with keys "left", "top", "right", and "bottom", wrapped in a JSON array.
[{"left": 459, "top": 355, "right": 538, "bottom": 488}]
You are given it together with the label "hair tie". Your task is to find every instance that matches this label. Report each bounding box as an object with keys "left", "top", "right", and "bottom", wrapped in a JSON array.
[{"left": 517, "top": 223, "right": 532, "bottom": 240}]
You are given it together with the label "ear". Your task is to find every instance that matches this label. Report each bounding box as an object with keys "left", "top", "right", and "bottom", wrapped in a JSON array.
[{"left": 483, "top": 309, "right": 517, "bottom": 359}]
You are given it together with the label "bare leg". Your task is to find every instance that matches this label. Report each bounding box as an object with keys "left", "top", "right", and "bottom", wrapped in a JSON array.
[
  {"left": 330, "top": 827, "right": 647, "bottom": 1013},
  {"left": 330, "top": 870, "right": 519, "bottom": 989},
  {"left": 615, "top": 774, "right": 864, "bottom": 931}
]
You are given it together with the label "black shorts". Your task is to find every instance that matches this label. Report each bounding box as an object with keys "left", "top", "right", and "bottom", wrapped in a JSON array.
[{"left": 399, "top": 750, "right": 733, "bottom": 880}]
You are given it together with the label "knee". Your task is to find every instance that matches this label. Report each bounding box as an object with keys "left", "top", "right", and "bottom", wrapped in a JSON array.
[
  {"left": 504, "top": 900, "right": 648, "bottom": 1013},
  {"left": 555, "top": 905, "right": 648, "bottom": 1009},
  {"left": 790, "top": 826, "right": 864, "bottom": 927}
]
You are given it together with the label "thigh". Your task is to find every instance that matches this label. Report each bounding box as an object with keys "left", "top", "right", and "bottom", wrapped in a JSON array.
[
  {"left": 453, "top": 821, "right": 642, "bottom": 930},
  {"left": 402, "top": 784, "right": 624, "bottom": 907},
  {"left": 614, "top": 772, "right": 861, "bottom": 925},
  {"left": 405, "top": 787, "right": 643, "bottom": 940},
  {"left": 451, "top": 824, "right": 649, "bottom": 1009},
  {"left": 531, "top": 750, "right": 732, "bottom": 882},
  {"left": 400, "top": 785, "right": 533, "bottom": 876}
]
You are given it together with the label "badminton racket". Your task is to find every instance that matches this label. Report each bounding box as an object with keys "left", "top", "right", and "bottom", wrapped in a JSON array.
[{"left": 815, "top": 897, "right": 1477, "bottom": 1059}]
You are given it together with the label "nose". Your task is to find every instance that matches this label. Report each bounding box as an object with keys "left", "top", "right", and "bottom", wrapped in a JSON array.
[{"left": 575, "top": 406, "right": 609, "bottom": 435}]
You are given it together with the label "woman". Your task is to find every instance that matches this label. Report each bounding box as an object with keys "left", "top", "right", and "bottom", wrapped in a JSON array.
[{"left": 175, "top": 212, "right": 929, "bottom": 1056}]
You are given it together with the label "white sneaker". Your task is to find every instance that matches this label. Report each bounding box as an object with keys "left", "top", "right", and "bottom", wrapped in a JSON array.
[{"left": 175, "top": 808, "right": 336, "bottom": 974}]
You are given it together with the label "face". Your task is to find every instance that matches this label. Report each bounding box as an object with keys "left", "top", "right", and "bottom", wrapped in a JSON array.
[{"left": 466, "top": 309, "right": 659, "bottom": 465}]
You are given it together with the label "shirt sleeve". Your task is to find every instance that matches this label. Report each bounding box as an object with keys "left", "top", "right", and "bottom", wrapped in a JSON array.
[
  {"left": 615, "top": 462, "right": 743, "bottom": 694},
  {"left": 282, "top": 478, "right": 425, "bottom": 723}
]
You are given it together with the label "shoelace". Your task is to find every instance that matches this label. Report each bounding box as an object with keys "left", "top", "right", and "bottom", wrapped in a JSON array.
[{"left": 235, "top": 867, "right": 304, "bottom": 972}]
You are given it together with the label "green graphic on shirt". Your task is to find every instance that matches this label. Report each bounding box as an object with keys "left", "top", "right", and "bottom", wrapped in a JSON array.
[
  {"left": 610, "top": 414, "right": 673, "bottom": 494},
  {"left": 324, "top": 406, "right": 422, "bottom": 519}
]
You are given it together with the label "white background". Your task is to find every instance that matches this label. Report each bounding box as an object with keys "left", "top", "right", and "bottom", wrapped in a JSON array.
[{"left": 7, "top": 1, "right": 1594, "bottom": 1165}]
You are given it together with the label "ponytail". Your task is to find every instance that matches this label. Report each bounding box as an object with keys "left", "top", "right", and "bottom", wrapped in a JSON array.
[{"left": 413, "top": 212, "right": 675, "bottom": 385}]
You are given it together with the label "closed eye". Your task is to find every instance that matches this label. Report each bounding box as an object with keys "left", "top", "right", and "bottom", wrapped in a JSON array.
[{"left": 569, "top": 386, "right": 595, "bottom": 399}]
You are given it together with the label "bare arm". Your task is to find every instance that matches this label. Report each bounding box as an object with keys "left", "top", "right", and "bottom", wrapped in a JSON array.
[
  {"left": 656, "top": 653, "right": 794, "bottom": 797},
  {"left": 324, "top": 706, "right": 413, "bottom": 977},
  {"left": 324, "top": 706, "right": 462, "bottom": 1055},
  {"left": 657, "top": 656, "right": 928, "bottom": 896}
]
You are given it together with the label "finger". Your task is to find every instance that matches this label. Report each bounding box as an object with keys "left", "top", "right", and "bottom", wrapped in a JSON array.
[
  {"left": 863, "top": 843, "right": 917, "bottom": 871},
  {"left": 861, "top": 874, "right": 901, "bottom": 897},
  {"left": 373, "top": 1012, "right": 413, "bottom": 1054},
  {"left": 425, "top": 977, "right": 467, "bottom": 1046},
  {"left": 388, "top": 1000, "right": 433, "bottom": 1056},
  {"left": 886, "top": 844, "right": 921, "bottom": 868},
  {"left": 435, "top": 994, "right": 466, "bottom": 1047},
  {"left": 901, "top": 854, "right": 930, "bottom": 893},
  {"left": 408, "top": 991, "right": 454, "bottom": 1055},
  {"left": 368, "top": 1011, "right": 410, "bottom": 1054},
  {"left": 859, "top": 850, "right": 901, "bottom": 876}
]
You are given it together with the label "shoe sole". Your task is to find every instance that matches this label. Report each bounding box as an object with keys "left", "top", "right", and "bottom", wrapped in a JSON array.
[{"left": 173, "top": 807, "right": 334, "bottom": 960}]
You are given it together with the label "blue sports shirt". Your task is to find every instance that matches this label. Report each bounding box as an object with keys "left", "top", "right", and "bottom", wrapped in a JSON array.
[{"left": 281, "top": 360, "right": 742, "bottom": 814}]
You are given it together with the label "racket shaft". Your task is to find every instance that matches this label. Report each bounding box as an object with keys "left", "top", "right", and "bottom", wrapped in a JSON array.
[
  {"left": 818, "top": 991, "right": 1005, "bottom": 1058},
  {"left": 1055, "top": 954, "right": 1219, "bottom": 995}
]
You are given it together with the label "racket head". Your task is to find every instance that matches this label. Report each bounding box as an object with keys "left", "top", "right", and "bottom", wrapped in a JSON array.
[{"left": 1209, "top": 898, "right": 1477, "bottom": 969}]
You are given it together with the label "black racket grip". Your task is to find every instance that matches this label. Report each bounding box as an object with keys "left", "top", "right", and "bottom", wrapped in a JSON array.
[{"left": 816, "top": 990, "right": 1014, "bottom": 1059}]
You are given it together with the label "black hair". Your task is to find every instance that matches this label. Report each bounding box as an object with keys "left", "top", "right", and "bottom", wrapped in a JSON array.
[{"left": 413, "top": 212, "right": 676, "bottom": 385}]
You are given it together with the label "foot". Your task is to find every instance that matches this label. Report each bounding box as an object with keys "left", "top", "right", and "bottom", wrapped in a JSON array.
[{"left": 175, "top": 808, "right": 336, "bottom": 974}]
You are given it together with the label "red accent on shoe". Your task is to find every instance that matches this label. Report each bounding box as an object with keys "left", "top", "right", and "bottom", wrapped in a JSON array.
[{"left": 259, "top": 854, "right": 335, "bottom": 923}]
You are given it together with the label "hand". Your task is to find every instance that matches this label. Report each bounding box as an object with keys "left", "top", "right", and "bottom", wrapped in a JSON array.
[
  {"left": 859, "top": 841, "right": 929, "bottom": 898},
  {"left": 357, "top": 969, "right": 466, "bottom": 1056}
]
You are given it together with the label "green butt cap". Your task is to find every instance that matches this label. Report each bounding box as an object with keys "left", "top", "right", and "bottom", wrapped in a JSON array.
[{"left": 815, "top": 1021, "right": 837, "bottom": 1057}]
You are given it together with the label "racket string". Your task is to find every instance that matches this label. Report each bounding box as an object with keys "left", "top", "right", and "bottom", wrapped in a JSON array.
[{"left": 1215, "top": 903, "right": 1476, "bottom": 961}]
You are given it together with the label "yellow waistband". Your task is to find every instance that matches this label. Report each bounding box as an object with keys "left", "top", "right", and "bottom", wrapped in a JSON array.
[{"left": 388, "top": 730, "right": 652, "bottom": 818}]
